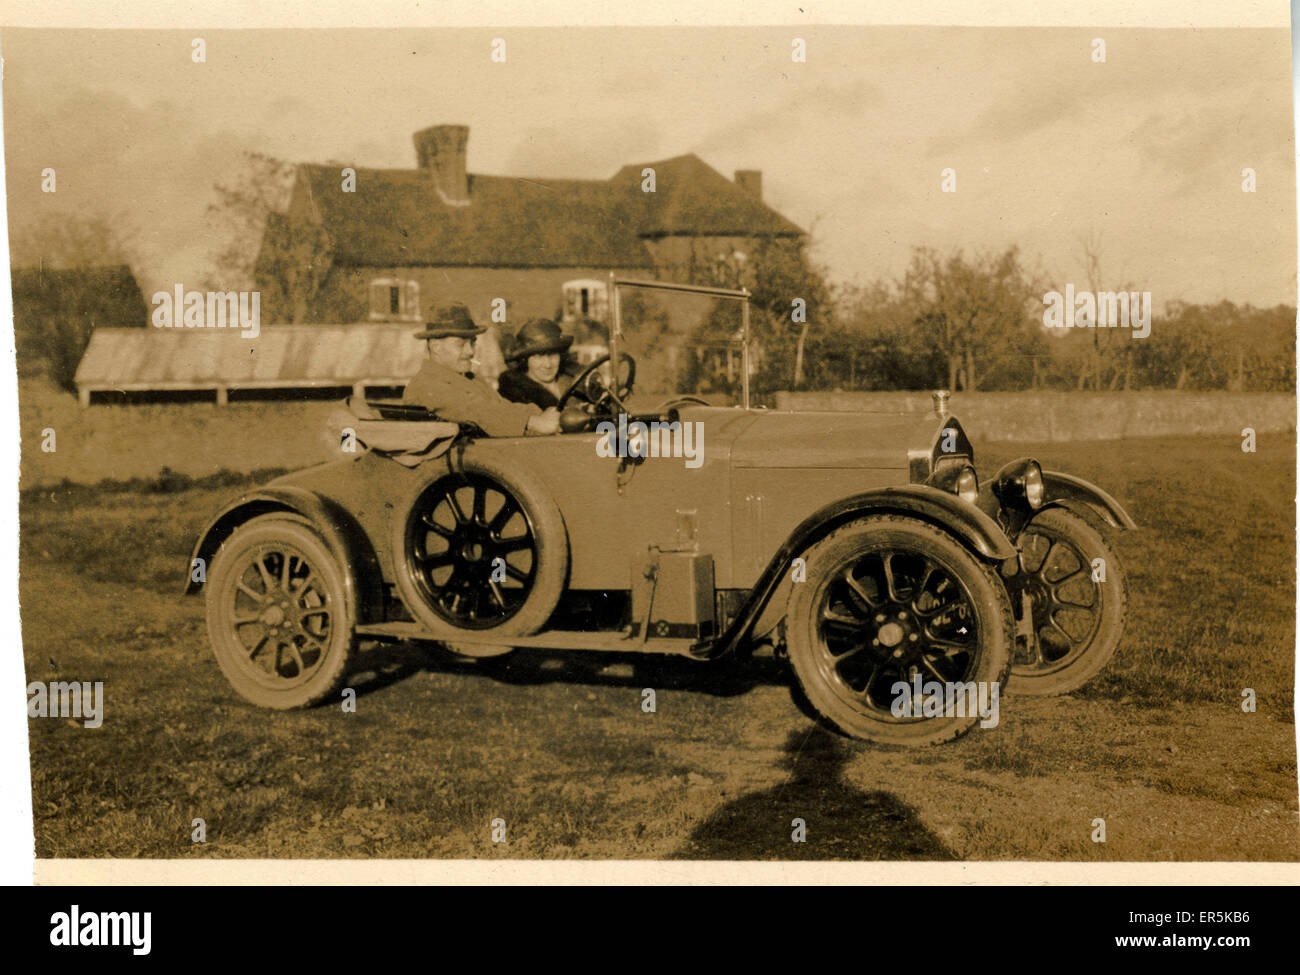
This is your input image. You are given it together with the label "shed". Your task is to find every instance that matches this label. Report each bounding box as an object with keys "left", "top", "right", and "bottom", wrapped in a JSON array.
[{"left": 73, "top": 324, "right": 427, "bottom": 406}]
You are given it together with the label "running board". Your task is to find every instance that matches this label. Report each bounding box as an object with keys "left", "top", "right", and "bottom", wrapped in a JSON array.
[{"left": 355, "top": 621, "right": 706, "bottom": 657}]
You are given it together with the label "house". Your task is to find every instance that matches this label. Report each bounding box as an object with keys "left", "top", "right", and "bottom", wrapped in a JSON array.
[{"left": 254, "top": 124, "right": 804, "bottom": 391}]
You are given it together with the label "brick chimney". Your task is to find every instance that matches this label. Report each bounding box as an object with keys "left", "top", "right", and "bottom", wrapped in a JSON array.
[
  {"left": 734, "top": 169, "right": 762, "bottom": 200},
  {"left": 413, "top": 124, "right": 470, "bottom": 205}
]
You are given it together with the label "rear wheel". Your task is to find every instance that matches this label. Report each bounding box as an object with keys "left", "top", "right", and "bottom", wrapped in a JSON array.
[
  {"left": 785, "top": 516, "right": 1013, "bottom": 746},
  {"left": 1005, "top": 507, "right": 1127, "bottom": 695},
  {"left": 206, "top": 514, "right": 355, "bottom": 709}
]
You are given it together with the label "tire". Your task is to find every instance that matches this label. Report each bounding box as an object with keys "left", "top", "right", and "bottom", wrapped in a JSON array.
[
  {"left": 206, "top": 514, "right": 356, "bottom": 709},
  {"left": 785, "top": 515, "right": 1013, "bottom": 746},
  {"left": 391, "top": 447, "right": 568, "bottom": 652},
  {"left": 1004, "top": 507, "right": 1128, "bottom": 695}
]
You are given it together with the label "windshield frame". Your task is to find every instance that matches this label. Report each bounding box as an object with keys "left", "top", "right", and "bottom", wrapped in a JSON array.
[{"left": 605, "top": 274, "right": 753, "bottom": 409}]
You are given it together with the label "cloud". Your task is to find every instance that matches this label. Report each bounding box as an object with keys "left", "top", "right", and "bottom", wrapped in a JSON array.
[
  {"left": 694, "top": 78, "right": 881, "bottom": 156},
  {"left": 3, "top": 26, "right": 1291, "bottom": 309},
  {"left": 500, "top": 118, "right": 664, "bottom": 179},
  {"left": 925, "top": 29, "right": 1282, "bottom": 159},
  {"left": 4, "top": 83, "right": 271, "bottom": 294}
]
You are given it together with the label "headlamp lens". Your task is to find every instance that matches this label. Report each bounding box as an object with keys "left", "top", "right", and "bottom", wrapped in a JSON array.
[
  {"left": 956, "top": 466, "right": 979, "bottom": 505},
  {"left": 1024, "top": 462, "right": 1044, "bottom": 508}
]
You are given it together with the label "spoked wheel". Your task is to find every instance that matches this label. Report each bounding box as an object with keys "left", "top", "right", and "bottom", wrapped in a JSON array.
[
  {"left": 392, "top": 450, "right": 569, "bottom": 655},
  {"left": 206, "top": 514, "right": 355, "bottom": 709},
  {"left": 786, "top": 515, "right": 1013, "bottom": 746},
  {"left": 407, "top": 472, "right": 538, "bottom": 629},
  {"left": 1005, "top": 507, "right": 1127, "bottom": 695}
]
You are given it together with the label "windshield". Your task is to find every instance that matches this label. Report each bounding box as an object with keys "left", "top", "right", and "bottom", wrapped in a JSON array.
[{"left": 605, "top": 277, "right": 752, "bottom": 409}]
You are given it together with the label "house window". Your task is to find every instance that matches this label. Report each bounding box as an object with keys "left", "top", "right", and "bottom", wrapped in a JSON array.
[
  {"left": 369, "top": 278, "right": 421, "bottom": 322},
  {"left": 561, "top": 279, "right": 608, "bottom": 323}
]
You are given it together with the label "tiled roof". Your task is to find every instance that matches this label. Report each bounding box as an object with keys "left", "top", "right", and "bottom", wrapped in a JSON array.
[
  {"left": 297, "top": 154, "right": 803, "bottom": 269},
  {"left": 612, "top": 155, "right": 804, "bottom": 238}
]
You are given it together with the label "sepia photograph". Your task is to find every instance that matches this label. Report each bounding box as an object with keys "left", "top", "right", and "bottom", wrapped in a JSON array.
[{"left": 2, "top": 3, "right": 1297, "bottom": 879}]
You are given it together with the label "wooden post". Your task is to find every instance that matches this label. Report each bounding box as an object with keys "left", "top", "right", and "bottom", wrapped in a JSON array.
[{"left": 216, "top": 387, "right": 228, "bottom": 406}]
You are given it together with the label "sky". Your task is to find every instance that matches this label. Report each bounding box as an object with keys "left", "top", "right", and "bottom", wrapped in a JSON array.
[{"left": 0, "top": 26, "right": 1295, "bottom": 307}]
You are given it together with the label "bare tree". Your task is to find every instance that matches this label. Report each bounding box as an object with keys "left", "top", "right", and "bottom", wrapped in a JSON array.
[
  {"left": 204, "top": 150, "right": 335, "bottom": 324},
  {"left": 1073, "top": 230, "right": 1137, "bottom": 390},
  {"left": 255, "top": 215, "right": 334, "bottom": 324},
  {"left": 901, "top": 245, "right": 1041, "bottom": 392},
  {"left": 203, "top": 151, "right": 298, "bottom": 292}
]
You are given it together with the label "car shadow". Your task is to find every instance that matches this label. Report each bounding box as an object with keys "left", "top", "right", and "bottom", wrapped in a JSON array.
[
  {"left": 668, "top": 727, "right": 958, "bottom": 860},
  {"left": 345, "top": 638, "right": 791, "bottom": 700}
]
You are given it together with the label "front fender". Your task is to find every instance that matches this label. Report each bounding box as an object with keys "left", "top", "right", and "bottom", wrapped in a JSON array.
[
  {"left": 1041, "top": 470, "right": 1137, "bottom": 531},
  {"left": 696, "top": 485, "right": 1016, "bottom": 660},
  {"left": 183, "top": 485, "right": 386, "bottom": 624}
]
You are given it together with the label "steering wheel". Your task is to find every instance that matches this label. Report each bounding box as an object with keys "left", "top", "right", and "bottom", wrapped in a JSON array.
[{"left": 557, "top": 352, "right": 636, "bottom": 414}]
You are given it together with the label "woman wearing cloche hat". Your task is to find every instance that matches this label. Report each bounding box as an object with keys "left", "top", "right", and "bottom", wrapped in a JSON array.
[{"left": 498, "top": 318, "right": 580, "bottom": 411}]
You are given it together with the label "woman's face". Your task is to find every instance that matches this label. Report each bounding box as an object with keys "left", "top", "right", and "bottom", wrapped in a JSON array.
[{"left": 527, "top": 352, "right": 561, "bottom": 384}]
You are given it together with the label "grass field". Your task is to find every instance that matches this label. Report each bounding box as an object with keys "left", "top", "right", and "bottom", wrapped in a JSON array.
[{"left": 19, "top": 434, "right": 1299, "bottom": 860}]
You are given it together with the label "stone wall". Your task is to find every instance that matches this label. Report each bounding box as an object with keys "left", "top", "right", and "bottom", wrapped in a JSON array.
[{"left": 773, "top": 391, "right": 1297, "bottom": 441}]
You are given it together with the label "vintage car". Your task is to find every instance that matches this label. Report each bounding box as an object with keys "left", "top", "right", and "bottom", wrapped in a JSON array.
[{"left": 186, "top": 278, "right": 1135, "bottom": 746}]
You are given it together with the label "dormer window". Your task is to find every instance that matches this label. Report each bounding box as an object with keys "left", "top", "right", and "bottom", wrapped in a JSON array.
[{"left": 369, "top": 278, "right": 420, "bottom": 321}]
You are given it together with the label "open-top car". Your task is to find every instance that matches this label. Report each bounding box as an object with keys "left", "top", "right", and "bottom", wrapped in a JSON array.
[{"left": 187, "top": 277, "right": 1135, "bottom": 745}]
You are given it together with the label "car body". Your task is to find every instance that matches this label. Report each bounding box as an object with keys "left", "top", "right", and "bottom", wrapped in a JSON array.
[{"left": 187, "top": 278, "right": 1135, "bottom": 745}]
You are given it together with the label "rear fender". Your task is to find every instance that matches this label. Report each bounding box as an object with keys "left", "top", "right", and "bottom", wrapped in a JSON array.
[
  {"left": 700, "top": 485, "right": 1016, "bottom": 660},
  {"left": 183, "top": 485, "right": 386, "bottom": 624}
]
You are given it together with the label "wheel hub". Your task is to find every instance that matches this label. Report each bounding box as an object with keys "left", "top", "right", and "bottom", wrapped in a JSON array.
[
  {"left": 877, "top": 621, "right": 905, "bottom": 647},
  {"left": 260, "top": 605, "right": 286, "bottom": 626},
  {"left": 869, "top": 605, "right": 925, "bottom": 662}
]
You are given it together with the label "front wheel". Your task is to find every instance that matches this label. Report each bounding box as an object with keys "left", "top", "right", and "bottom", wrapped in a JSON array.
[
  {"left": 785, "top": 515, "right": 1013, "bottom": 746},
  {"left": 1005, "top": 507, "right": 1128, "bottom": 695},
  {"left": 205, "top": 514, "right": 356, "bottom": 709}
]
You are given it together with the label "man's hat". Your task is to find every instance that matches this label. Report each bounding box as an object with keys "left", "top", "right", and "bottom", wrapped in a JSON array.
[
  {"left": 413, "top": 303, "right": 485, "bottom": 340},
  {"left": 507, "top": 318, "right": 573, "bottom": 362}
]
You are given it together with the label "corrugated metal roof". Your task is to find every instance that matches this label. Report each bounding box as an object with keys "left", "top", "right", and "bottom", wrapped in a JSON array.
[{"left": 75, "top": 324, "right": 426, "bottom": 391}]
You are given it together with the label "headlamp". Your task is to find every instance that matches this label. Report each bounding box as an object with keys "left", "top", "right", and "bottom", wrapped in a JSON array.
[
  {"left": 930, "top": 462, "right": 980, "bottom": 505},
  {"left": 993, "top": 458, "right": 1045, "bottom": 511}
]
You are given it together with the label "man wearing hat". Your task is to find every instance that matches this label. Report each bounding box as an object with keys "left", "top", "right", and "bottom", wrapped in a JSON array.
[
  {"left": 498, "top": 318, "right": 580, "bottom": 410},
  {"left": 403, "top": 304, "right": 560, "bottom": 437}
]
